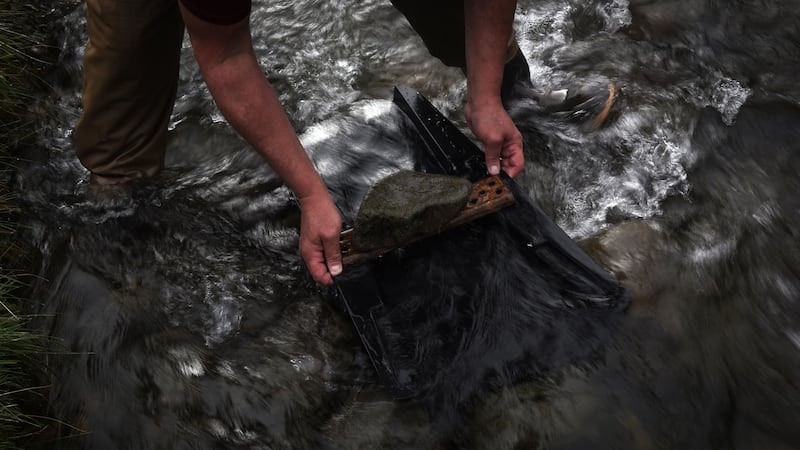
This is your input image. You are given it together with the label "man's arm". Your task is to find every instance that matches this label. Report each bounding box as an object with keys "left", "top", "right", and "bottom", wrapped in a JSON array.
[
  {"left": 179, "top": 5, "right": 343, "bottom": 285},
  {"left": 463, "top": 0, "right": 524, "bottom": 178}
]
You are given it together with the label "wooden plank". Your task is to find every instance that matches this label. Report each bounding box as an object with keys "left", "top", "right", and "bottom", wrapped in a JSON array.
[{"left": 340, "top": 175, "right": 516, "bottom": 266}]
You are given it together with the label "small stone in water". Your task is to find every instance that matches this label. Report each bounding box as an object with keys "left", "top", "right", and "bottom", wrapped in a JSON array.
[{"left": 351, "top": 170, "right": 472, "bottom": 251}]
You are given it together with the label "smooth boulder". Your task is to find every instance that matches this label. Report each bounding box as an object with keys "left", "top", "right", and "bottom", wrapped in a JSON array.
[{"left": 351, "top": 170, "right": 472, "bottom": 251}]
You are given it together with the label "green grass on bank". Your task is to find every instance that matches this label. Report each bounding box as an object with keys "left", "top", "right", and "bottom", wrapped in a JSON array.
[
  {"left": 0, "top": 9, "right": 41, "bottom": 136},
  {"left": 0, "top": 2, "right": 51, "bottom": 449},
  {"left": 0, "top": 314, "right": 47, "bottom": 449}
]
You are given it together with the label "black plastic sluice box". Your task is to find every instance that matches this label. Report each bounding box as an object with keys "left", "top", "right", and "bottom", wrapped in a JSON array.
[{"left": 333, "top": 86, "right": 630, "bottom": 400}]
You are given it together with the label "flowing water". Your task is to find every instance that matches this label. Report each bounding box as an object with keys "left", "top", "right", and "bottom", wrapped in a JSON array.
[{"left": 15, "top": 0, "right": 800, "bottom": 448}]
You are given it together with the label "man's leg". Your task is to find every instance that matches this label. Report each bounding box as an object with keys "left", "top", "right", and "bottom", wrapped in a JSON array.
[
  {"left": 390, "top": 0, "right": 617, "bottom": 128},
  {"left": 389, "top": 0, "right": 530, "bottom": 102},
  {"left": 389, "top": 0, "right": 468, "bottom": 69},
  {"left": 74, "top": 0, "right": 184, "bottom": 185}
]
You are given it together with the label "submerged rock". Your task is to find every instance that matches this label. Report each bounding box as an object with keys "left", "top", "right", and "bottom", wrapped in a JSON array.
[
  {"left": 351, "top": 170, "right": 472, "bottom": 251},
  {"left": 582, "top": 220, "right": 662, "bottom": 308}
]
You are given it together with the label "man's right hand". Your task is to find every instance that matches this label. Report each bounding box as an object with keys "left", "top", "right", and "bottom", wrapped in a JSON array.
[
  {"left": 298, "top": 192, "right": 343, "bottom": 286},
  {"left": 180, "top": 5, "right": 344, "bottom": 285}
]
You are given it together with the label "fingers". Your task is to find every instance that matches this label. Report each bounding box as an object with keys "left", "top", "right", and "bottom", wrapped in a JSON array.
[
  {"left": 297, "top": 194, "right": 343, "bottom": 286},
  {"left": 302, "top": 245, "right": 339, "bottom": 286},
  {"left": 500, "top": 153, "right": 523, "bottom": 178},
  {"left": 467, "top": 101, "right": 526, "bottom": 178},
  {"left": 301, "top": 241, "right": 333, "bottom": 286},
  {"left": 484, "top": 140, "right": 502, "bottom": 175},
  {"left": 323, "top": 234, "right": 343, "bottom": 278},
  {"left": 482, "top": 129, "right": 524, "bottom": 178},
  {"left": 500, "top": 132, "right": 525, "bottom": 178}
]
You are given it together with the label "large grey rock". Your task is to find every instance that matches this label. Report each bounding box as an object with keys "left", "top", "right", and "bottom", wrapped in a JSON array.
[{"left": 351, "top": 170, "right": 472, "bottom": 251}]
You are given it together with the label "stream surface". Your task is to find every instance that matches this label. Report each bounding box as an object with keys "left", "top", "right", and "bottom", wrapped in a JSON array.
[{"left": 15, "top": 0, "right": 800, "bottom": 448}]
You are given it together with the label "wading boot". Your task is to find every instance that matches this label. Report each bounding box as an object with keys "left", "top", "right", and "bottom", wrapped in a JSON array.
[
  {"left": 537, "top": 80, "right": 620, "bottom": 130},
  {"left": 501, "top": 43, "right": 620, "bottom": 130}
]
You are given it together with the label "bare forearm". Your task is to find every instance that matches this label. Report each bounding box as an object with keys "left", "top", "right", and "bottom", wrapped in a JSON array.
[
  {"left": 201, "top": 53, "right": 327, "bottom": 202},
  {"left": 464, "top": 0, "right": 517, "bottom": 106},
  {"left": 180, "top": 6, "right": 342, "bottom": 284},
  {"left": 463, "top": 0, "right": 525, "bottom": 178},
  {"left": 180, "top": 6, "right": 327, "bottom": 203}
]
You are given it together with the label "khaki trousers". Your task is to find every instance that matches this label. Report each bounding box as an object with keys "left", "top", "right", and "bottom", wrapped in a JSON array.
[
  {"left": 74, "top": 0, "right": 184, "bottom": 185},
  {"left": 74, "top": 0, "right": 469, "bottom": 184}
]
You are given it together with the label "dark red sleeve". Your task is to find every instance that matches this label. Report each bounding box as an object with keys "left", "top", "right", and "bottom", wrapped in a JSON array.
[{"left": 179, "top": 0, "right": 251, "bottom": 25}]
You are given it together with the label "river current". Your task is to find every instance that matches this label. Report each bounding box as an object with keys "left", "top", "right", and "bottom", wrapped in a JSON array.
[{"left": 15, "top": 0, "right": 800, "bottom": 448}]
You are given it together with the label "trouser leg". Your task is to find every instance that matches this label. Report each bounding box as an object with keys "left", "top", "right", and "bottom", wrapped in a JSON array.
[
  {"left": 389, "top": 0, "right": 530, "bottom": 103},
  {"left": 389, "top": 0, "right": 468, "bottom": 68},
  {"left": 391, "top": 1, "right": 618, "bottom": 126},
  {"left": 389, "top": 0, "right": 522, "bottom": 69},
  {"left": 74, "top": 0, "right": 184, "bottom": 185}
]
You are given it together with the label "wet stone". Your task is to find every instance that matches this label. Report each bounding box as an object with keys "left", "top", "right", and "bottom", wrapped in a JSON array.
[{"left": 351, "top": 170, "right": 472, "bottom": 251}]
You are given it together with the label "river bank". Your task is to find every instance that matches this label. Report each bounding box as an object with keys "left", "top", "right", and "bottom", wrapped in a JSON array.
[{"left": 0, "top": 2, "right": 63, "bottom": 448}]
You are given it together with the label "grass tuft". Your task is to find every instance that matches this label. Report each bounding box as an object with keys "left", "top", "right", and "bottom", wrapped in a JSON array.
[{"left": 0, "top": 2, "right": 55, "bottom": 449}]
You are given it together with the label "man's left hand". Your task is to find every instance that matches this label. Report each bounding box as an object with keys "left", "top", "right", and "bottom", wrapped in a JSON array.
[{"left": 465, "top": 99, "right": 524, "bottom": 178}]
